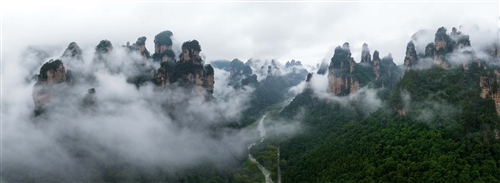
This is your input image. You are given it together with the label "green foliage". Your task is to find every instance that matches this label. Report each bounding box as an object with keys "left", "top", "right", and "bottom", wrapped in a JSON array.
[
  {"left": 176, "top": 60, "right": 204, "bottom": 83},
  {"left": 182, "top": 40, "right": 201, "bottom": 51},
  {"left": 95, "top": 40, "right": 112, "bottom": 53},
  {"left": 241, "top": 74, "right": 258, "bottom": 87},
  {"left": 155, "top": 30, "right": 173, "bottom": 46},
  {"left": 388, "top": 65, "right": 499, "bottom": 135},
  {"left": 233, "top": 160, "right": 265, "bottom": 183},
  {"left": 39, "top": 59, "right": 64, "bottom": 81},
  {"left": 205, "top": 64, "right": 215, "bottom": 75},
  {"left": 283, "top": 110, "right": 500, "bottom": 182},
  {"left": 239, "top": 76, "right": 290, "bottom": 127},
  {"left": 126, "top": 63, "right": 156, "bottom": 88},
  {"left": 352, "top": 63, "right": 375, "bottom": 86},
  {"left": 329, "top": 46, "right": 350, "bottom": 76},
  {"left": 279, "top": 87, "right": 314, "bottom": 118},
  {"left": 278, "top": 63, "right": 500, "bottom": 182},
  {"left": 243, "top": 65, "right": 253, "bottom": 76}
]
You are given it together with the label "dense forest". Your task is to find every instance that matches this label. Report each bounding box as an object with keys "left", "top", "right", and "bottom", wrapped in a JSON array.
[
  {"left": 8, "top": 25, "right": 500, "bottom": 182},
  {"left": 281, "top": 65, "right": 500, "bottom": 182}
]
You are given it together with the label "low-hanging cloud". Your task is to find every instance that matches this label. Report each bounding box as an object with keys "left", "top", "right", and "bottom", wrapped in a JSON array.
[
  {"left": 305, "top": 73, "right": 383, "bottom": 115},
  {"left": 2, "top": 43, "right": 260, "bottom": 181}
]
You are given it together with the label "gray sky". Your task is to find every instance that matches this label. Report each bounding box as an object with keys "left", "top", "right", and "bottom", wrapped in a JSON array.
[{"left": 2, "top": 1, "right": 499, "bottom": 66}]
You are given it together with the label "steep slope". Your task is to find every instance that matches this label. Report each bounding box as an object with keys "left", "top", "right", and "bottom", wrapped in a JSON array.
[
  {"left": 284, "top": 65, "right": 500, "bottom": 182},
  {"left": 279, "top": 27, "right": 500, "bottom": 182}
]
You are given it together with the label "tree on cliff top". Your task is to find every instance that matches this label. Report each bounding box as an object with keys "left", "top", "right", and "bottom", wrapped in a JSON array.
[
  {"left": 182, "top": 39, "right": 201, "bottom": 51},
  {"left": 95, "top": 40, "right": 113, "bottom": 54},
  {"left": 155, "top": 30, "right": 173, "bottom": 46}
]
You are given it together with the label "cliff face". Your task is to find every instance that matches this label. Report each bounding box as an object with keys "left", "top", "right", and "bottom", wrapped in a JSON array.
[
  {"left": 62, "top": 42, "right": 83, "bottom": 62},
  {"left": 33, "top": 30, "right": 218, "bottom": 114},
  {"left": 378, "top": 54, "right": 399, "bottom": 88},
  {"left": 328, "top": 43, "right": 359, "bottom": 95},
  {"left": 155, "top": 37, "right": 215, "bottom": 99},
  {"left": 285, "top": 59, "right": 302, "bottom": 68},
  {"left": 126, "top": 36, "right": 150, "bottom": 60},
  {"left": 284, "top": 59, "right": 309, "bottom": 86},
  {"left": 327, "top": 42, "right": 401, "bottom": 96},
  {"left": 373, "top": 51, "right": 381, "bottom": 80},
  {"left": 226, "top": 59, "right": 257, "bottom": 88},
  {"left": 32, "top": 59, "right": 71, "bottom": 111},
  {"left": 360, "top": 43, "right": 372, "bottom": 65},
  {"left": 424, "top": 43, "right": 436, "bottom": 58},
  {"left": 152, "top": 31, "right": 173, "bottom": 61},
  {"left": 93, "top": 40, "right": 113, "bottom": 64},
  {"left": 229, "top": 59, "right": 246, "bottom": 80},
  {"left": 487, "top": 43, "right": 500, "bottom": 60},
  {"left": 83, "top": 88, "right": 96, "bottom": 112},
  {"left": 178, "top": 40, "right": 204, "bottom": 85},
  {"left": 404, "top": 41, "right": 418, "bottom": 70},
  {"left": 480, "top": 73, "right": 500, "bottom": 116},
  {"left": 157, "top": 60, "right": 176, "bottom": 90},
  {"left": 404, "top": 27, "right": 473, "bottom": 70},
  {"left": 434, "top": 27, "right": 456, "bottom": 68}
]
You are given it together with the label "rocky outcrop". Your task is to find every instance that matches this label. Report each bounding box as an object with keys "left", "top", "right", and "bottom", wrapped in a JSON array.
[
  {"left": 178, "top": 40, "right": 204, "bottom": 85},
  {"left": 32, "top": 59, "right": 72, "bottom": 111},
  {"left": 155, "top": 36, "right": 214, "bottom": 99},
  {"left": 316, "top": 60, "right": 329, "bottom": 75},
  {"left": 285, "top": 60, "right": 302, "bottom": 68},
  {"left": 151, "top": 30, "right": 175, "bottom": 62},
  {"left": 306, "top": 73, "right": 313, "bottom": 82},
  {"left": 373, "top": 51, "right": 381, "bottom": 80},
  {"left": 328, "top": 42, "right": 359, "bottom": 95},
  {"left": 93, "top": 40, "right": 113, "bottom": 64},
  {"left": 60, "top": 42, "right": 87, "bottom": 85},
  {"left": 404, "top": 27, "right": 474, "bottom": 70},
  {"left": 229, "top": 59, "right": 246, "bottom": 79},
  {"left": 204, "top": 65, "right": 215, "bottom": 97},
  {"left": 434, "top": 27, "right": 454, "bottom": 68},
  {"left": 327, "top": 42, "right": 402, "bottom": 95},
  {"left": 480, "top": 76, "right": 500, "bottom": 116},
  {"left": 424, "top": 43, "right": 436, "bottom": 58},
  {"left": 378, "top": 54, "right": 399, "bottom": 88},
  {"left": 227, "top": 59, "right": 257, "bottom": 88},
  {"left": 83, "top": 88, "right": 96, "bottom": 112},
  {"left": 404, "top": 41, "right": 418, "bottom": 70},
  {"left": 360, "top": 43, "right": 372, "bottom": 65},
  {"left": 156, "top": 60, "right": 176, "bottom": 90},
  {"left": 62, "top": 42, "right": 83, "bottom": 62},
  {"left": 32, "top": 30, "right": 220, "bottom": 115},
  {"left": 126, "top": 36, "right": 150, "bottom": 60},
  {"left": 152, "top": 31, "right": 173, "bottom": 61},
  {"left": 486, "top": 43, "right": 500, "bottom": 60},
  {"left": 450, "top": 27, "right": 471, "bottom": 50},
  {"left": 284, "top": 60, "right": 309, "bottom": 86},
  {"left": 263, "top": 60, "right": 283, "bottom": 84},
  {"left": 434, "top": 27, "right": 453, "bottom": 53},
  {"left": 127, "top": 37, "right": 157, "bottom": 88}
]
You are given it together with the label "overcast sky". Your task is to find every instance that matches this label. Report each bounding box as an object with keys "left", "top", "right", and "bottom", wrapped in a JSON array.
[{"left": 1, "top": 1, "right": 499, "bottom": 67}]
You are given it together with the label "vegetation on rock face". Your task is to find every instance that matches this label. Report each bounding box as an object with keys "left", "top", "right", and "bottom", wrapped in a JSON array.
[
  {"left": 62, "top": 42, "right": 83, "bottom": 60},
  {"left": 38, "top": 59, "right": 65, "bottom": 82},
  {"left": 154, "top": 30, "right": 173, "bottom": 46},
  {"left": 279, "top": 56, "right": 500, "bottom": 182},
  {"left": 19, "top": 26, "right": 500, "bottom": 182},
  {"left": 182, "top": 39, "right": 201, "bottom": 52},
  {"left": 95, "top": 40, "right": 113, "bottom": 54}
]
